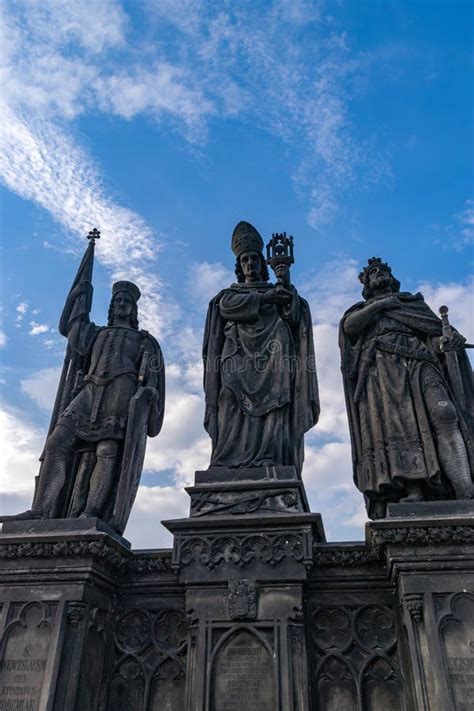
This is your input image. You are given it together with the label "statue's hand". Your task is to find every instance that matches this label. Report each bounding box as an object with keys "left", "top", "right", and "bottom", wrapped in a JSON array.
[
  {"left": 440, "top": 330, "right": 466, "bottom": 352},
  {"left": 274, "top": 264, "right": 289, "bottom": 282},
  {"left": 141, "top": 385, "right": 159, "bottom": 404},
  {"left": 379, "top": 296, "right": 401, "bottom": 311},
  {"left": 70, "top": 280, "right": 91, "bottom": 299},
  {"left": 262, "top": 290, "right": 292, "bottom": 306}
]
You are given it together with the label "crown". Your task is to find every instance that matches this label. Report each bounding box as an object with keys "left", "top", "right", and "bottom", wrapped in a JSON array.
[
  {"left": 231, "top": 221, "right": 264, "bottom": 257},
  {"left": 112, "top": 281, "right": 141, "bottom": 302},
  {"left": 358, "top": 257, "right": 392, "bottom": 284}
]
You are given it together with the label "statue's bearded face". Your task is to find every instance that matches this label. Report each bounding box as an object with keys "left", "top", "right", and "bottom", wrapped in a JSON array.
[
  {"left": 113, "top": 292, "right": 134, "bottom": 321},
  {"left": 367, "top": 265, "right": 393, "bottom": 294},
  {"left": 240, "top": 250, "right": 261, "bottom": 281}
]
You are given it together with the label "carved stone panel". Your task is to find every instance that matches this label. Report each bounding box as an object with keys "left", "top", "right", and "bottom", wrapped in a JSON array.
[
  {"left": 149, "top": 659, "right": 185, "bottom": 711},
  {"left": 75, "top": 607, "right": 110, "bottom": 710},
  {"left": 107, "top": 658, "right": 145, "bottom": 711},
  {"left": 317, "top": 656, "right": 357, "bottom": 711},
  {"left": 308, "top": 602, "right": 405, "bottom": 711},
  {"left": 437, "top": 592, "right": 474, "bottom": 711},
  {"left": 212, "top": 630, "right": 276, "bottom": 711},
  {"left": 362, "top": 656, "right": 403, "bottom": 711},
  {"left": 190, "top": 488, "right": 300, "bottom": 516},
  {"left": 0, "top": 601, "right": 57, "bottom": 711},
  {"left": 107, "top": 607, "right": 188, "bottom": 711}
]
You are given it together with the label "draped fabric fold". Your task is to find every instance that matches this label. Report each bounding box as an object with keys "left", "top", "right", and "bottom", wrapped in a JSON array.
[{"left": 203, "top": 283, "right": 319, "bottom": 474}]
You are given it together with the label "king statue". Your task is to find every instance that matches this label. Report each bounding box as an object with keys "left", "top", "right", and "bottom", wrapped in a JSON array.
[
  {"left": 7, "top": 229, "right": 165, "bottom": 534},
  {"left": 202, "top": 221, "right": 319, "bottom": 474},
  {"left": 339, "top": 257, "right": 473, "bottom": 519}
]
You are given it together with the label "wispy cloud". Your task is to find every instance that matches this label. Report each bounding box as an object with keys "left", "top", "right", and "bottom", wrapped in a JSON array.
[
  {"left": 144, "top": 2, "right": 390, "bottom": 227},
  {"left": 1, "top": 0, "right": 391, "bottom": 244},
  {"left": 0, "top": 1, "right": 184, "bottom": 336},
  {"left": 458, "top": 199, "right": 474, "bottom": 248},
  {"left": 0, "top": 106, "right": 177, "bottom": 335},
  {"left": 429, "top": 198, "right": 474, "bottom": 252}
]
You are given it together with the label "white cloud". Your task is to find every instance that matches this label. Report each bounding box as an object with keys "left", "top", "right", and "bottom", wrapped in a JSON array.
[
  {"left": 456, "top": 198, "right": 474, "bottom": 248},
  {"left": 29, "top": 322, "right": 50, "bottom": 336},
  {"left": 0, "top": 406, "right": 42, "bottom": 501},
  {"left": 126, "top": 485, "right": 189, "bottom": 549},
  {"left": 94, "top": 63, "right": 213, "bottom": 140},
  {"left": 188, "top": 261, "right": 234, "bottom": 307},
  {"left": 303, "top": 257, "right": 361, "bottom": 325},
  {"left": 417, "top": 278, "right": 474, "bottom": 345},
  {"left": 430, "top": 198, "right": 474, "bottom": 251},
  {"left": 0, "top": 331, "right": 6, "bottom": 348},
  {"left": 143, "top": 363, "right": 211, "bottom": 486},
  {"left": 1, "top": 0, "right": 391, "bottom": 238},
  {"left": 312, "top": 324, "right": 350, "bottom": 439},
  {"left": 0, "top": 105, "right": 177, "bottom": 336},
  {"left": 303, "top": 440, "right": 366, "bottom": 541},
  {"left": 21, "top": 367, "right": 61, "bottom": 411},
  {"left": 4, "top": 0, "right": 127, "bottom": 57},
  {"left": 16, "top": 301, "right": 28, "bottom": 322}
]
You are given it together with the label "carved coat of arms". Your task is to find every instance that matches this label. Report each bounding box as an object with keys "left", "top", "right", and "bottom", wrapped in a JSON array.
[{"left": 228, "top": 580, "right": 257, "bottom": 620}]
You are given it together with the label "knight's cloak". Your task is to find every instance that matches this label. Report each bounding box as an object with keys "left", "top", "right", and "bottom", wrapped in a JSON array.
[{"left": 339, "top": 291, "right": 473, "bottom": 514}]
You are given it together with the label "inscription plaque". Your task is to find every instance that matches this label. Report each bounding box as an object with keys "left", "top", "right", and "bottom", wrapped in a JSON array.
[
  {"left": 212, "top": 630, "right": 275, "bottom": 711},
  {"left": 0, "top": 604, "right": 52, "bottom": 711}
]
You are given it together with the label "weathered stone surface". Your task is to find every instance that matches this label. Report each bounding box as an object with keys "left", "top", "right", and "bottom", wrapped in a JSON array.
[
  {"left": 1, "top": 230, "right": 165, "bottom": 535},
  {"left": 340, "top": 256, "right": 473, "bottom": 519},
  {"left": 212, "top": 629, "right": 276, "bottom": 711},
  {"left": 202, "top": 222, "right": 319, "bottom": 475},
  {"left": 0, "top": 516, "right": 131, "bottom": 548}
]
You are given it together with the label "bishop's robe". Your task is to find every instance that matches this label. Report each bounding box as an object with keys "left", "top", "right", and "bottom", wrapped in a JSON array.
[{"left": 203, "top": 281, "right": 319, "bottom": 474}]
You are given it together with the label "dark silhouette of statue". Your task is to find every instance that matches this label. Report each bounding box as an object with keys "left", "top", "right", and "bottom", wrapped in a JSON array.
[
  {"left": 7, "top": 230, "right": 165, "bottom": 534},
  {"left": 202, "top": 221, "right": 319, "bottom": 474},
  {"left": 339, "top": 257, "right": 473, "bottom": 519}
]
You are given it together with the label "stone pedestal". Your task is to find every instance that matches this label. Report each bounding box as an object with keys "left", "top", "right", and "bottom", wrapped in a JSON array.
[
  {"left": 0, "top": 519, "right": 132, "bottom": 710},
  {"left": 368, "top": 501, "right": 474, "bottom": 711},
  {"left": 164, "top": 466, "right": 325, "bottom": 711},
  {"left": 1, "top": 492, "right": 472, "bottom": 710}
]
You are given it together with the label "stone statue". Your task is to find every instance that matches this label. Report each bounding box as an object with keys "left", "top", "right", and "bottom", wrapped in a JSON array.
[
  {"left": 339, "top": 257, "right": 473, "bottom": 518},
  {"left": 8, "top": 229, "right": 165, "bottom": 534},
  {"left": 202, "top": 221, "right": 319, "bottom": 473}
]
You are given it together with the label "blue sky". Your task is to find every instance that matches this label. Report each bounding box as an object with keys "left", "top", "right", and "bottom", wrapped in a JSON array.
[{"left": 0, "top": 0, "right": 473, "bottom": 548}]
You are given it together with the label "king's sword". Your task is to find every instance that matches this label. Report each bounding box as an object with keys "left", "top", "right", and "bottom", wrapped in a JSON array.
[{"left": 438, "top": 305, "right": 473, "bottom": 413}]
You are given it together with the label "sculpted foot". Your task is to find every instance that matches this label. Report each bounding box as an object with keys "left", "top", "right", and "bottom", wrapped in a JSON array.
[{"left": 399, "top": 483, "right": 424, "bottom": 503}]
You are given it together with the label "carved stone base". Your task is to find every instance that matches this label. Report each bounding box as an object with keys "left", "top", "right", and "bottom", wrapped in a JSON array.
[
  {"left": 368, "top": 508, "right": 474, "bottom": 711},
  {"left": 164, "top": 512, "right": 325, "bottom": 583},
  {"left": 1, "top": 486, "right": 471, "bottom": 710},
  {"left": 189, "top": 466, "right": 311, "bottom": 517},
  {"left": 162, "top": 468, "right": 325, "bottom": 711},
  {"left": 0, "top": 526, "right": 182, "bottom": 710},
  {"left": 0, "top": 516, "right": 131, "bottom": 548}
]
